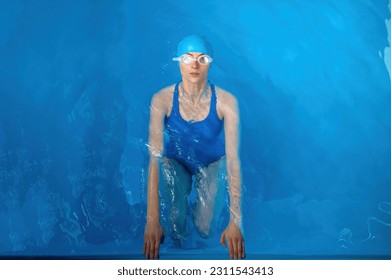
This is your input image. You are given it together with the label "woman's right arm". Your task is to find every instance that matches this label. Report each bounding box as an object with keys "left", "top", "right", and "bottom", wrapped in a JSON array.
[{"left": 143, "top": 92, "right": 167, "bottom": 259}]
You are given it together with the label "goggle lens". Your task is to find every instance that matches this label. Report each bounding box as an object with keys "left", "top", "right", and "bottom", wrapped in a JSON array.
[
  {"left": 197, "top": 55, "right": 212, "bottom": 65},
  {"left": 173, "top": 54, "right": 213, "bottom": 65}
]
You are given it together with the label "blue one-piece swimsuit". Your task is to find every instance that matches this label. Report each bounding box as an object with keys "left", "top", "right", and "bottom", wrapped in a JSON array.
[{"left": 164, "top": 82, "right": 225, "bottom": 175}]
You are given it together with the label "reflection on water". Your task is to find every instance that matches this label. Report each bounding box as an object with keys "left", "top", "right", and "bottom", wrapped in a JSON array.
[
  {"left": 337, "top": 228, "right": 353, "bottom": 249},
  {"left": 364, "top": 201, "right": 391, "bottom": 243}
]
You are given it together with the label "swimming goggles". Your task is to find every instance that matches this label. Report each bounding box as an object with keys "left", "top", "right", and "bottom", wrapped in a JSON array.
[{"left": 172, "top": 54, "right": 213, "bottom": 65}]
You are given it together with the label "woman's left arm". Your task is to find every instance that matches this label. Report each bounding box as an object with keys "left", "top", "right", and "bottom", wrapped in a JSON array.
[{"left": 218, "top": 91, "right": 245, "bottom": 259}]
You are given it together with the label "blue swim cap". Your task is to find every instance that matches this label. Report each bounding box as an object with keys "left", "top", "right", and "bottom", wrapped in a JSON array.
[{"left": 176, "top": 35, "right": 214, "bottom": 57}]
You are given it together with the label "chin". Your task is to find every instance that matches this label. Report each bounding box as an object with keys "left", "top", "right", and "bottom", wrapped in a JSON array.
[{"left": 188, "top": 76, "right": 206, "bottom": 83}]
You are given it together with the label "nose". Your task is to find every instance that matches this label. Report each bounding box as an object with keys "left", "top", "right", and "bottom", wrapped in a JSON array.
[{"left": 191, "top": 60, "right": 200, "bottom": 68}]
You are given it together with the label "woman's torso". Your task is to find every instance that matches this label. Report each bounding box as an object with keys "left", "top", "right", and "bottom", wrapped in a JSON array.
[{"left": 163, "top": 82, "right": 225, "bottom": 174}]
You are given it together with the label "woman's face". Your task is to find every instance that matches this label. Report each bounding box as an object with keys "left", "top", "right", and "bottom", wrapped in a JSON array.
[{"left": 179, "top": 52, "right": 210, "bottom": 85}]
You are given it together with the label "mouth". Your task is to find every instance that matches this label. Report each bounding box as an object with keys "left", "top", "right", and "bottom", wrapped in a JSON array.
[{"left": 190, "top": 72, "right": 200, "bottom": 77}]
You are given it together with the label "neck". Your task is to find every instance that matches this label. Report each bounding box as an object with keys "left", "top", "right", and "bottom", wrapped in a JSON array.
[
  {"left": 181, "top": 79, "right": 207, "bottom": 95},
  {"left": 180, "top": 80, "right": 209, "bottom": 105}
]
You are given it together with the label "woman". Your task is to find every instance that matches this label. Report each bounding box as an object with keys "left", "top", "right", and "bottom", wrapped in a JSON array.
[{"left": 143, "top": 35, "right": 245, "bottom": 259}]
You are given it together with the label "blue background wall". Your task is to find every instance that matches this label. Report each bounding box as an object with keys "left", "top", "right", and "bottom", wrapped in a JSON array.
[{"left": 0, "top": 0, "right": 391, "bottom": 258}]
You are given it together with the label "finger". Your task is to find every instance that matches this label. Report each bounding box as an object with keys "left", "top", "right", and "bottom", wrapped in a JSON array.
[
  {"left": 154, "top": 237, "right": 160, "bottom": 259},
  {"left": 237, "top": 239, "right": 242, "bottom": 259},
  {"left": 227, "top": 238, "right": 233, "bottom": 259},
  {"left": 241, "top": 240, "right": 245, "bottom": 258},
  {"left": 149, "top": 242, "right": 155, "bottom": 259},
  {"left": 232, "top": 238, "right": 238, "bottom": 259},
  {"left": 220, "top": 233, "right": 226, "bottom": 248},
  {"left": 144, "top": 238, "right": 149, "bottom": 258},
  {"left": 144, "top": 245, "right": 149, "bottom": 258}
]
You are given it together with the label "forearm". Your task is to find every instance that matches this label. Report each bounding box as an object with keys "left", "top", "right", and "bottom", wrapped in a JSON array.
[
  {"left": 226, "top": 158, "right": 242, "bottom": 228},
  {"left": 146, "top": 158, "right": 160, "bottom": 223}
]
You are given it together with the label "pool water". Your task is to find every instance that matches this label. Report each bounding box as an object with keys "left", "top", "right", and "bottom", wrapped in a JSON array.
[{"left": 1, "top": 0, "right": 391, "bottom": 259}]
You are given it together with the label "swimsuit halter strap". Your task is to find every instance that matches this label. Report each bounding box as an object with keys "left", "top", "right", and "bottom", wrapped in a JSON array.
[{"left": 173, "top": 82, "right": 180, "bottom": 115}]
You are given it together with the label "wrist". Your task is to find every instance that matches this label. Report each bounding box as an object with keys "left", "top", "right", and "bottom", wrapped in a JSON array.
[
  {"left": 229, "top": 216, "right": 242, "bottom": 229},
  {"left": 146, "top": 214, "right": 160, "bottom": 224}
]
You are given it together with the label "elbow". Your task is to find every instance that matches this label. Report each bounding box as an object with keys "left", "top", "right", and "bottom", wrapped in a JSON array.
[{"left": 147, "top": 144, "right": 163, "bottom": 159}]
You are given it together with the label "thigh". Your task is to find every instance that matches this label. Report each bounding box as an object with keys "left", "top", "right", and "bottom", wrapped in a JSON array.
[
  {"left": 192, "top": 157, "right": 227, "bottom": 237},
  {"left": 195, "top": 157, "right": 226, "bottom": 200},
  {"left": 160, "top": 158, "right": 192, "bottom": 201},
  {"left": 193, "top": 157, "right": 227, "bottom": 217}
]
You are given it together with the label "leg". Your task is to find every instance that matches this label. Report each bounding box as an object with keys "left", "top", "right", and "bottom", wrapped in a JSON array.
[
  {"left": 160, "top": 158, "right": 192, "bottom": 242},
  {"left": 193, "top": 157, "right": 226, "bottom": 238}
]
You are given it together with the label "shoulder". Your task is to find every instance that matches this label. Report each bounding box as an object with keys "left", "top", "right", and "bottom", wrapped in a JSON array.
[
  {"left": 150, "top": 84, "right": 175, "bottom": 111},
  {"left": 214, "top": 85, "right": 238, "bottom": 114},
  {"left": 152, "top": 84, "right": 175, "bottom": 103}
]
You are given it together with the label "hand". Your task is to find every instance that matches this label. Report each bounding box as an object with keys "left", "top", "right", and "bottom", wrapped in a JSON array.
[
  {"left": 220, "top": 222, "right": 245, "bottom": 259},
  {"left": 144, "top": 221, "right": 165, "bottom": 259}
]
